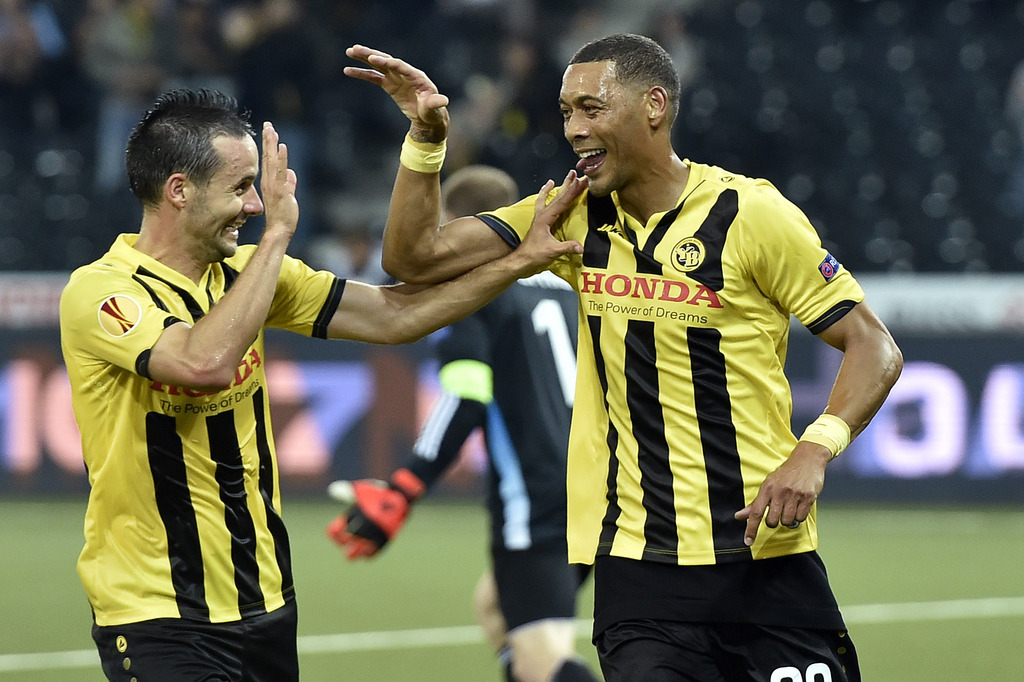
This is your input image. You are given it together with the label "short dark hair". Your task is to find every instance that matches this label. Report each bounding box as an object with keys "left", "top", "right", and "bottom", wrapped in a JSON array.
[
  {"left": 441, "top": 165, "right": 520, "bottom": 218},
  {"left": 570, "top": 33, "right": 681, "bottom": 123},
  {"left": 125, "top": 89, "right": 254, "bottom": 208}
]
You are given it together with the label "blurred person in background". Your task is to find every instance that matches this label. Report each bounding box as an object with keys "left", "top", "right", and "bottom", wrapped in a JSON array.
[
  {"left": 221, "top": 0, "right": 330, "bottom": 251},
  {"left": 344, "top": 32, "right": 902, "bottom": 682},
  {"left": 327, "top": 164, "right": 600, "bottom": 682},
  {"left": 444, "top": 32, "right": 575, "bottom": 193},
  {"left": 162, "top": 0, "right": 238, "bottom": 97},
  {"left": 77, "top": 0, "right": 169, "bottom": 195},
  {"left": 303, "top": 193, "right": 389, "bottom": 284},
  {"left": 59, "top": 87, "right": 586, "bottom": 681},
  {"left": 1001, "top": 59, "right": 1024, "bottom": 224},
  {"left": 0, "top": 0, "right": 87, "bottom": 178}
]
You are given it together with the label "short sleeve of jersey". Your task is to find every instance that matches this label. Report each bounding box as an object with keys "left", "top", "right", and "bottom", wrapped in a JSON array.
[
  {"left": 59, "top": 267, "right": 178, "bottom": 377},
  {"left": 477, "top": 194, "right": 539, "bottom": 248},
  {"left": 263, "top": 253, "right": 344, "bottom": 338},
  {"left": 478, "top": 191, "right": 583, "bottom": 285},
  {"left": 735, "top": 181, "right": 864, "bottom": 332}
]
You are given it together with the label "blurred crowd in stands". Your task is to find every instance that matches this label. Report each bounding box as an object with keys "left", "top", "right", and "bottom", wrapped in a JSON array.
[{"left": 1, "top": 0, "right": 1023, "bottom": 274}]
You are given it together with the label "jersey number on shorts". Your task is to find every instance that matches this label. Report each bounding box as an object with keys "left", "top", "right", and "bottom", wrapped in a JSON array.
[{"left": 771, "top": 663, "right": 833, "bottom": 682}]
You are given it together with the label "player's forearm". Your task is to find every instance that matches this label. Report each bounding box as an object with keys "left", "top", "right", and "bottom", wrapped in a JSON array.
[
  {"left": 824, "top": 326, "right": 903, "bottom": 439},
  {"left": 373, "top": 256, "right": 527, "bottom": 344},
  {"left": 381, "top": 166, "right": 445, "bottom": 282},
  {"left": 175, "top": 232, "right": 291, "bottom": 387},
  {"left": 405, "top": 396, "right": 487, "bottom": 488}
]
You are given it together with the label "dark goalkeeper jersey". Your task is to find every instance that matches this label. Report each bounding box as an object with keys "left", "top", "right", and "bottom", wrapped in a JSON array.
[
  {"left": 470, "top": 272, "right": 578, "bottom": 550},
  {"left": 478, "top": 161, "right": 865, "bottom": 567},
  {"left": 410, "top": 272, "right": 578, "bottom": 550},
  {"left": 59, "top": 234, "right": 343, "bottom": 626}
]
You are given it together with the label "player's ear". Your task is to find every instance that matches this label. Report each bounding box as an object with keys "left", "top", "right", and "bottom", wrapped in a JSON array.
[
  {"left": 165, "top": 173, "right": 190, "bottom": 209},
  {"left": 647, "top": 86, "right": 670, "bottom": 128}
]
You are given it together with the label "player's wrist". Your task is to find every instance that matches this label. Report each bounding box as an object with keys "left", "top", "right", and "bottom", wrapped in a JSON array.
[
  {"left": 400, "top": 133, "right": 446, "bottom": 174},
  {"left": 798, "top": 413, "right": 851, "bottom": 460}
]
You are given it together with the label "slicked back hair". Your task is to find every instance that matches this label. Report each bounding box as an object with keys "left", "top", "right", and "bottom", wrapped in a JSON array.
[
  {"left": 442, "top": 165, "right": 520, "bottom": 218},
  {"left": 569, "top": 33, "right": 681, "bottom": 125},
  {"left": 125, "top": 89, "right": 255, "bottom": 208}
]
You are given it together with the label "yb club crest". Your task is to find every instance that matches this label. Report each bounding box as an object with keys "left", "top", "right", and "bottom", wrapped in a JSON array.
[{"left": 670, "top": 237, "right": 705, "bottom": 273}]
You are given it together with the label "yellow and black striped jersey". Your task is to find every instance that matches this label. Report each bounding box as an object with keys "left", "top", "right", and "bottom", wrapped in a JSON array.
[
  {"left": 59, "top": 234, "right": 343, "bottom": 626},
  {"left": 478, "top": 161, "right": 864, "bottom": 566}
]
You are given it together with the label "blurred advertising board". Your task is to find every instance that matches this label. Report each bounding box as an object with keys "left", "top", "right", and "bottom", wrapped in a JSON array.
[{"left": 1, "top": 273, "right": 1022, "bottom": 501}]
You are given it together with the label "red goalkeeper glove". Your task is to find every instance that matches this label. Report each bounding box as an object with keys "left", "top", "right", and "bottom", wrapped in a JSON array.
[{"left": 326, "top": 468, "right": 426, "bottom": 559}]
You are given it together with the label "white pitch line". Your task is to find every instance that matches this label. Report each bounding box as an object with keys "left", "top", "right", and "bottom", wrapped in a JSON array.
[
  {"left": 842, "top": 596, "right": 1024, "bottom": 624},
  {"left": 2, "top": 596, "right": 1023, "bottom": 673}
]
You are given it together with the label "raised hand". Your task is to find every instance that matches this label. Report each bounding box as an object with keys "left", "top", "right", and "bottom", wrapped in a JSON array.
[
  {"left": 260, "top": 121, "right": 299, "bottom": 238},
  {"left": 344, "top": 44, "right": 450, "bottom": 142}
]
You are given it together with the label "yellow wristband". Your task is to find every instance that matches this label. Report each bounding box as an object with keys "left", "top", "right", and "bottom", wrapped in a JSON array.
[
  {"left": 799, "top": 413, "right": 851, "bottom": 459},
  {"left": 399, "top": 134, "right": 446, "bottom": 174}
]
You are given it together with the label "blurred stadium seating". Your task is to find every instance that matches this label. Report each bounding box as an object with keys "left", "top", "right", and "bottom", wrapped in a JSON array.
[{"left": 1, "top": 0, "right": 1022, "bottom": 273}]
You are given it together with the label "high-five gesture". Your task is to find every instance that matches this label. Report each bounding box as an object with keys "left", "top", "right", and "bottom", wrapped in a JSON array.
[
  {"left": 260, "top": 121, "right": 299, "bottom": 239},
  {"left": 344, "top": 44, "right": 450, "bottom": 142}
]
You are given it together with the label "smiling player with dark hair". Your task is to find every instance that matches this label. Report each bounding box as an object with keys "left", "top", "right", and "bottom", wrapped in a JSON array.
[{"left": 344, "top": 32, "right": 903, "bottom": 682}]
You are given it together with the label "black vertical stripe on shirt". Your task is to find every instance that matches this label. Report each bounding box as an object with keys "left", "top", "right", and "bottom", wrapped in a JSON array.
[
  {"left": 252, "top": 387, "right": 293, "bottom": 593},
  {"left": 220, "top": 263, "right": 239, "bottom": 292},
  {"left": 136, "top": 266, "right": 207, "bottom": 322},
  {"left": 132, "top": 274, "right": 169, "bottom": 312},
  {"left": 591, "top": 314, "right": 622, "bottom": 552},
  {"left": 146, "top": 412, "right": 209, "bottom": 619},
  {"left": 686, "top": 327, "right": 751, "bottom": 561},
  {"left": 584, "top": 194, "right": 615, "bottom": 269},
  {"left": 634, "top": 205, "right": 685, "bottom": 273},
  {"left": 688, "top": 189, "right": 738, "bottom": 292},
  {"left": 623, "top": 319, "right": 678, "bottom": 557},
  {"left": 206, "top": 410, "right": 264, "bottom": 613}
]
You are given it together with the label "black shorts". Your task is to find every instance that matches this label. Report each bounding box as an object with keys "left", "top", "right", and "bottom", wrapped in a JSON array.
[
  {"left": 91, "top": 601, "right": 298, "bottom": 682},
  {"left": 595, "top": 619, "right": 860, "bottom": 682},
  {"left": 492, "top": 542, "right": 591, "bottom": 632}
]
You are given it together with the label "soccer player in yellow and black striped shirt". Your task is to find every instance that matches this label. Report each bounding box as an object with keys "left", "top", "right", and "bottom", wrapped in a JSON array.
[
  {"left": 59, "top": 89, "right": 585, "bottom": 682},
  {"left": 346, "top": 33, "right": 903, "bottom": 682}
]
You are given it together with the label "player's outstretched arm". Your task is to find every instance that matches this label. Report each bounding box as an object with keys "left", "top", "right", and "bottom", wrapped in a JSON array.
[
  {"left": 326, "top": 172, "right": 586, "bottom": 344},
  {"left": 327, "top": 356, "right": 490, "bottom": 559}
]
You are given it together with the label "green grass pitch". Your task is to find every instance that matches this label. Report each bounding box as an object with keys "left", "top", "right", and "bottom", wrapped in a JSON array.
[{"left": 1, "top": 498, "right": 1022, "bottom": 681}]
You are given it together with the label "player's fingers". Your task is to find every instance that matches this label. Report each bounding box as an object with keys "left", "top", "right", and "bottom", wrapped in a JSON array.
[
  {"left": 345, "top": 537, "right": 379, "bottom": 560},
  {"left": 345, "top": 44, "right": 392, "bottom": 64},
  {"left": 554, "top": 239, "right": 584, "bottom": 256},
  {"left": 261, "top": 122, "right": 278, "bottom": 167},
  {"left": 736, "top": 499, "right": 766, "bottom": 546},
  {"left": 534, "top": 180, "right": 556, "bottom": 212},
  {"left": 552, "top": 171, "right": 586, "bottom": 206},
  {"left": 342, "top": 66, "right": 386, "bottom": 85},
  {"left": 417, "top": 92, "right": 450, "bottom": 115},
  {"left": 276, "top": 143, "right": 289, "bottom": 179}
]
